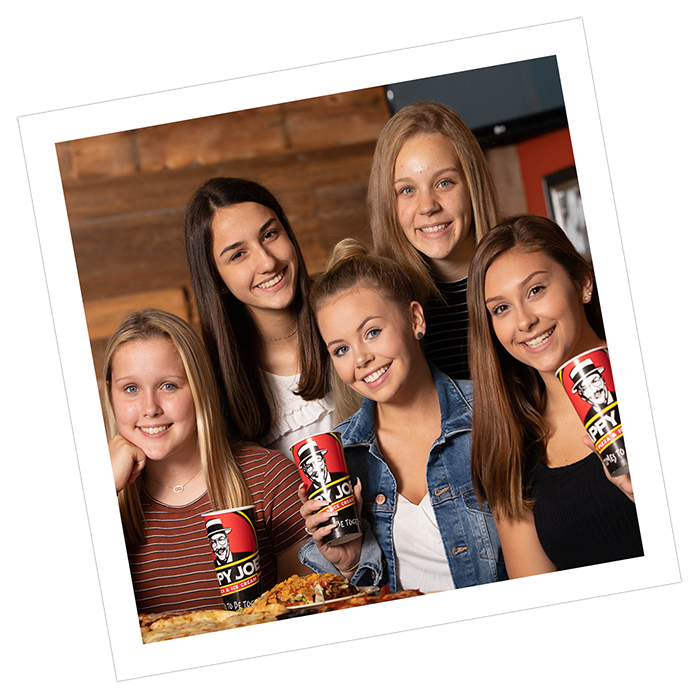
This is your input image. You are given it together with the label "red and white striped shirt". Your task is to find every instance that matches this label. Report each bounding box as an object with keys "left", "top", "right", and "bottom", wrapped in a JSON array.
[{"left": 127, "top": 443, "right": 306, "bottom": 614}]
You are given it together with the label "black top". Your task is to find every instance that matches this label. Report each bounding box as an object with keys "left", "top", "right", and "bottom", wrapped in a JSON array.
[
  {"left": 423, "top": 276, "right": 470, "bottom": 381},
  {"left": 531, "top": 452, "right": 644, "bottom": 570}
]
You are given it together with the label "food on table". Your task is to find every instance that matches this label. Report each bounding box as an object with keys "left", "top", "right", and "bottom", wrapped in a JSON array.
[
  {"left": 318, "top": 584, "right": 423, "bottom": 612},
  {"left": 245, "top": 573, "right": 360, "bottom": 612},
  {"left": 137, "top": 578, "right": 423, "bottom": 642},
  {"left": 138, "top": 608, "right": 281, "bottom": 644}
]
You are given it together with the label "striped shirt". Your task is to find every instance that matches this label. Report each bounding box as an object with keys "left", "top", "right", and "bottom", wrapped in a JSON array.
[
  {"left": 127, "top": 443, "right": 307, "bottom": 614},
  {"left": 423, "top": 276, "right": 470, "bottom": 381}
]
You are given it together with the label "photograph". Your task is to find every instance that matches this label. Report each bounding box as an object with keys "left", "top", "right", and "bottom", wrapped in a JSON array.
[{"left": 7, "top": 4, "right": 690, "bottom": 696}]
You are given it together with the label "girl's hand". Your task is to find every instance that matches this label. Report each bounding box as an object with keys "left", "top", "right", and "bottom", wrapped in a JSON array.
[
  {"left": 582, "top": 435, "right": 634, "bottom": 502},
  {"left": 109, "top": 434, "right": 147, "bottom": 494},
  {"left": 297, "top": 478, "right": 364, "bottom": 574}
]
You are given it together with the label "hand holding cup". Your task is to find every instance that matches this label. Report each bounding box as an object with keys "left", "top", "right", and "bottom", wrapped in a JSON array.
[
  {"left": 582, "top": 434, "right": 635, "bottom": 502},
  {"left": 297, "top": 479, "right": 364, "bottom": 573},
  {"left": 557, "top": 347, "right": 630, "bottom": 478}
]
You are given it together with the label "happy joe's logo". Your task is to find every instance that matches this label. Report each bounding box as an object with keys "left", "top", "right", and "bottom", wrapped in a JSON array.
[
  {"left": 557, "top": 347, "right": 629, "bottom": 476},
  {"left": 203, "top": 510, "right": 262, "bottom": 610}
]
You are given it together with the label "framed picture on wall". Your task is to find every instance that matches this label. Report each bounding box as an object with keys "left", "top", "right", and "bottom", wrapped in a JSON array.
[{"left": 543, "top": 165, "right": 591, "bottom": 260}]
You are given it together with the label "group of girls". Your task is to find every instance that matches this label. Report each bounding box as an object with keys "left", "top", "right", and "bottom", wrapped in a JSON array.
[{"left": 106, "top": 101, "right": 642, "bottom": 615}]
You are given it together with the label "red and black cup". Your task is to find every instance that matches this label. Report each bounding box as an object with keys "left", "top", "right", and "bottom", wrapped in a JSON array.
[
  {"left": 201, "top": 506, "right": 262, "bottom": 611},
  {"left": 556, "top": 346, "right": 629, "bottom": 477},
  {"left": 291, "top": 432, "right": 363, "bottom": 546}
]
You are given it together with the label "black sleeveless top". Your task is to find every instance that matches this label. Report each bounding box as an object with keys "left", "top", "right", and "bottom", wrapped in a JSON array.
[{"left": 530, "top": 452, "right": 644, "bottom": 570}]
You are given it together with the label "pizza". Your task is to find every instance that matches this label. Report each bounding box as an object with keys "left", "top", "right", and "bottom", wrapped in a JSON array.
[
  {"left": 318, "top": 584, "right": 423, "bottom": 612},
  {"left": 138, "top": 608, "right": 282, "bottom": 644},
  {"left": 137, "top": 574, "right": 368, "bottom": 642},
  {"left": 244, "top": 573, "right": 360, "bottom": 613}
]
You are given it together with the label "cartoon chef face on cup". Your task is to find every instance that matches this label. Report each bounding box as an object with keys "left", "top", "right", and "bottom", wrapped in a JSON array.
[
  {"left": 205, "top": 518, "right": 234, "bottom": 566},
  {"left": 570, "top": 358, "right": 614, "bottom": 408},
  {"left": 297, "top": 440, "right": 332, "bottom": 490}
]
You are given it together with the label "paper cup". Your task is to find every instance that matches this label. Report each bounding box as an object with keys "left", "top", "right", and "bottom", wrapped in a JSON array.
[
  {"left": 291, "top": 432, "right": 363, "bottom": 546},
  {"left": 201, "top": 506, "right": 262, "bottom": 611},
  {"left": 556, "top": 346, "right": 629, "bottom": 477}
]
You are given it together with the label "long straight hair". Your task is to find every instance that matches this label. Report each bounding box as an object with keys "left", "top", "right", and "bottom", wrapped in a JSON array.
[
  {"left": 467, "top": 215, "right": 605, "bottom": 520},
  {"left": 102, "top": 308, "right": 253, "bottom": 547},
  {"left": 368, "top": 101, "right": 501, "bottom": 299},
  {"left": 184, "top": 177, "right": 329, "bottom": 444}
]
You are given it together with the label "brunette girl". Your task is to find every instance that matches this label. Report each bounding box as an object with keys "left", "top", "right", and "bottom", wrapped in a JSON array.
[
  {"left": 467, "top": 215, "right": 643, "bottom": 577},
  {"left": 297, "top": 240, "right": 506, "bottom": 592},
  {"left": 184, "top": 177, "right": 358, "bottom": 457},
  {"left": 105, "top": 309, "right": 310, "bottom": 614},
  {"left": 368, "top": 101, "right": 501, "bottom": 380}
]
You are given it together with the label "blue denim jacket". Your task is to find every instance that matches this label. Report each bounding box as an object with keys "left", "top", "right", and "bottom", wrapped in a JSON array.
[{"left": 300, "top": 364, "right": 507, "bottom": 591}]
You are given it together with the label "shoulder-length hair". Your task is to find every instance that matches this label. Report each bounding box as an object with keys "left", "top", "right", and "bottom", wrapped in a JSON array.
[
  {"left": 466, "top": 215, "right": 605, "bottom": 520},
  {"left": 368, "top": 101, "right": 501, "bottom": 299},
  {"left": 102, "top": 308, "right": 252, "bottom": 547},
  {"left": 184, "top": 177, "right": 329, "bottom": 444}
]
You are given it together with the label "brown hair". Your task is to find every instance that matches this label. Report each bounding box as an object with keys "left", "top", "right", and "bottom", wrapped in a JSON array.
[
  {"left": 368, "top": 101, "right": 501, "bottom": 299},
  {"left": 184, "top": 177, "right": 329, "bottom": 443},
  {"left": 466, "top": 215, "right": 605, "bottom": 519},
  {"left": 102, "top": 308, "right": 253, "bottom": 547}
]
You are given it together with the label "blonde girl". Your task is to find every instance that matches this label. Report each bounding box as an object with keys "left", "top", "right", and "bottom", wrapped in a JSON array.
[
  {"left": 297, "top": 240, "right": 506, "bottom": 592},
  {"left": 368, "top": 101, "right": 501, "bottom": 380},
  {"left": 105, "top": 308, "right": 310, "bottom": 613}
]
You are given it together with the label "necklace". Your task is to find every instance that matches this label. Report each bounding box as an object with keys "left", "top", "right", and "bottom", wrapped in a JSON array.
[
  {"left": 263, "top": 326, "right": 298, "bottom": 342},
  {"left": 147, "top": 467, "right": 202, "bottom": 494}
]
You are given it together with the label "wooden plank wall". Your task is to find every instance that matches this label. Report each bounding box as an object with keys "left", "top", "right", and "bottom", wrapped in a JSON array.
[
  {"left": 56, "top": 87, "right": 530, "bottom": 381},
  {"left": 58, "top": 88, "right": 392, "bottom": 379}
]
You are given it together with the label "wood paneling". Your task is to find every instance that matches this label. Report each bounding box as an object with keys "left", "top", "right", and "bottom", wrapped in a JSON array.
[
  {"left": 58, "top": 88, "right": 391, "bottom": 377},
  {"left": 57, "top": 88, "right": 389, "bottom": 185},
  {"left": 83, "top": 288, "right": 192, "bottom": 341},
  {"left": 58, "top": 86, "right": 568, "bottom": 382},
  {"left": 485, "top": 144, "right": 529, "bottom": 217}
]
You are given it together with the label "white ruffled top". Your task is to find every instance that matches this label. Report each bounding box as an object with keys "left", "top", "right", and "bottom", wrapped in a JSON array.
[{"left": 262, "top": 372, "right": 336, "bottom": 460}]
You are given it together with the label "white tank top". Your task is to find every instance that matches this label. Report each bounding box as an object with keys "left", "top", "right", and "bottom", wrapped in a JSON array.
[{"left": 393, "top": 492, "right": 455, "bottom": 592}]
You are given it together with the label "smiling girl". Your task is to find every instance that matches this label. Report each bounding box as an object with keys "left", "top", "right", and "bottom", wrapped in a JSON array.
[
  {"left": 467, "top": 215, "right": 643, "bottom": 577},
  {"left": 105, "top": 309, "right": 310, "bottom": 614},
  {"left": 297, "top": 240, "right": 506, "bottom": 592},
  {"left": 184, "top": 178, "right": 357, "bottom": 457},
  {"left": 368, "top": 101, "right": 501, "bottom": 380}
]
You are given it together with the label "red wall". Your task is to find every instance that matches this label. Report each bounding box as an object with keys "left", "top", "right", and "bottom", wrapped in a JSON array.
[{"left": 517, "top": 127, "right": 575, "bottom": 216}]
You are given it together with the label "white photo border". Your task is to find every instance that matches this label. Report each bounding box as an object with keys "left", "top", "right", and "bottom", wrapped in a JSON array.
[{"left": 19, "top": 18, "right": 679, "bottom": 681}]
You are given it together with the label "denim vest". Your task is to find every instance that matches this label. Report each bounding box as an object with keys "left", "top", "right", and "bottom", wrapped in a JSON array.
[{"left": 300, "top": 365, "right": 507, "bottom": 591}]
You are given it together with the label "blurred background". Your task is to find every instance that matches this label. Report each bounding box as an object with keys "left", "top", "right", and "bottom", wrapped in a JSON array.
[{"left": 57, "top": 55, "right": 585, "bottom": 382}]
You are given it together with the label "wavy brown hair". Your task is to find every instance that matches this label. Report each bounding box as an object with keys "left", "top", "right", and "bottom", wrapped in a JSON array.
[
  {"left": 368, "top": 101, "right": 501, "bottom": 299},
  {"left": 184, "top": 177, "right": 329, "bottom": 444},
  {"left": 102, "top": 308, "right": 253, "bottom": 547},
  {"left": 467, "top": 215, "right": 605, "bottom": 520}
]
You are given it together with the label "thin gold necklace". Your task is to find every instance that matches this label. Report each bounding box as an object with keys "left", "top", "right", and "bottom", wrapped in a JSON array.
[
  {"left": 146, "top": 467, "right": 202, "bottom": 494},
  {"left": 263, "top": 326, "right": 298, "bottom": 342}
]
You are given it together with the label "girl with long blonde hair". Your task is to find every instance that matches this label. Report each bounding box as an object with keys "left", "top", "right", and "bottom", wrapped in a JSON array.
[
  {"left": 297, "top": 240, "right": 506, "bottom": 592},
  {"left": 368, "top": 101, "right": 501, "bottom": 380},
  {"left": 104, "top": 308, "right": 310, "bottom": 614}
]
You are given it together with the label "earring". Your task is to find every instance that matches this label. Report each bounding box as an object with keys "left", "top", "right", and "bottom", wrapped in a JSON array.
[{"left": 416, "top": 331, "right": 424, "bottom": 340}]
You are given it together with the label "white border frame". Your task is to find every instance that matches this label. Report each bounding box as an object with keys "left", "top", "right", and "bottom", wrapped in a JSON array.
[{"left": 19, "top": 18, "right": 678, "bottom": 681}]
